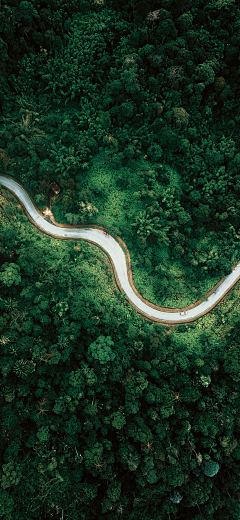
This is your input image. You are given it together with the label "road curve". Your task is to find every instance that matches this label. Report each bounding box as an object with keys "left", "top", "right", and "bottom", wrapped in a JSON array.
[{"left": 1, "top": 175, "right": 240, "bottom": 325}]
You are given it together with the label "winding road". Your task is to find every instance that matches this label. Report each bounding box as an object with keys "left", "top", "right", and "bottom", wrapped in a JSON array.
[{"left": 1, "top": 175, "right": 240, "bottom": 325}]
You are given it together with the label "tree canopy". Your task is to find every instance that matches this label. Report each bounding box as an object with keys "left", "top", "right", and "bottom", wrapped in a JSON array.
[{"left": 1, "top": 0, "right": 240, "bottom": 518}]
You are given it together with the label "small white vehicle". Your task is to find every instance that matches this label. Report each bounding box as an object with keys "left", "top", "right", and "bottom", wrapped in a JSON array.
[{"left": 180, "top": 311, "right": 188, "bottom": 316}]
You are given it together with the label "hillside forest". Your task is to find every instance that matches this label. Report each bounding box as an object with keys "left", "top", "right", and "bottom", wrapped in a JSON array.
[{"left": 0, "top": 0, "right": 240, "bottom": 519}]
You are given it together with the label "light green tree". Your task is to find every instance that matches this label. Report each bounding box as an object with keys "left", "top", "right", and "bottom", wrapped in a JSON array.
[
  {"left": 88, "top": 336, "right": 116, "bottom": 364},
  {"left": 0, "top": 263, "right": 21, "bottom": 287}
]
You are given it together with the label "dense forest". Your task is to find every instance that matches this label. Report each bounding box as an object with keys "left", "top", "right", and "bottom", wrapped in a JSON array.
[{"left": 0, "top": 0, "right": 240, "bottom": 518}]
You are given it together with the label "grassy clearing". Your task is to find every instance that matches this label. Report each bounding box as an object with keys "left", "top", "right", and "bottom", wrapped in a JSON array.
[{"left": 48, "top": 153, "right": 224, "bottom": 308}]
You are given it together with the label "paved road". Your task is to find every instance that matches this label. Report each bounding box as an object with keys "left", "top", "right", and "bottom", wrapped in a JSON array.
[{"left": 1, "top": 175, "right": 240, "bottom": 324}]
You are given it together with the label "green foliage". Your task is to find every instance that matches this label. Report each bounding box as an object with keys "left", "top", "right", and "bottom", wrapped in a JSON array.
[
  {"left": 53, "top": 396, "right": 67, "bottom": 415},
  {"left": 131, "top": 206, "right": 171, "bottom": 245},
  {"left": 88, "top": 335, "right": 116, "bottom": 364},
  {"left": 170, "top": 490, "right": 183, "bottom": 503},
  {"left": 13, "top": 359, "right": 36, "bottom": 378},
  {"left": 202, "top": 460, "right": 220, "bottom": 477},
  {"left": 1, "top": 1, "right": 240, "bottom": 518},
  {"left": 0, "top": 263, "right": 21, "bottom": 287},
  {"left": 0, "top": 488, "right": 14, "bottom": 517},
  {"left": 177, "top": 12, "right": 193, "bottom": 33},
  {"left": 200, "top": 375, "right": 211, "bottom": 387},
  {"left": 83, "top": 442, "right": 104, "bottom": 472},
  {"left": 68, "top": 369, "right": 84, "bottom": 398},
  {"left": 106, "top": 481, "right": 121, "bottom": 501},
  {"left": 164, "top": 464, "right": 185, "bottom": 487},
  {"left": 1, "top": 461, "right": 22, "bottom": 490},
  {"left": 193, "top": 62, "right": 215, "bottom": 86},
  {"left": 121, "top": 66, "right": 140, "bottom": 95},
  {"left": 111, "top": 410, "right": 126, "bottom": 429},
  {"left": 158, "top": 127, "right": 181, "bottom": 151},
  {"left": 36, "top": 425, "right": 50, "bottom": 443}
]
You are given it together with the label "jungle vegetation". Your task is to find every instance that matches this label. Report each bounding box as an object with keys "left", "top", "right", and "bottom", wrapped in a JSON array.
[{"left": 0, "top": 0, "right": 240, "bottom": 519}]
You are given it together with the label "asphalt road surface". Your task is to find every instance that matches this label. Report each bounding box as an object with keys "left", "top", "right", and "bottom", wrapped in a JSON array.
[{"left": 1, "top": 175, "right": 240, "bottom": 324}]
